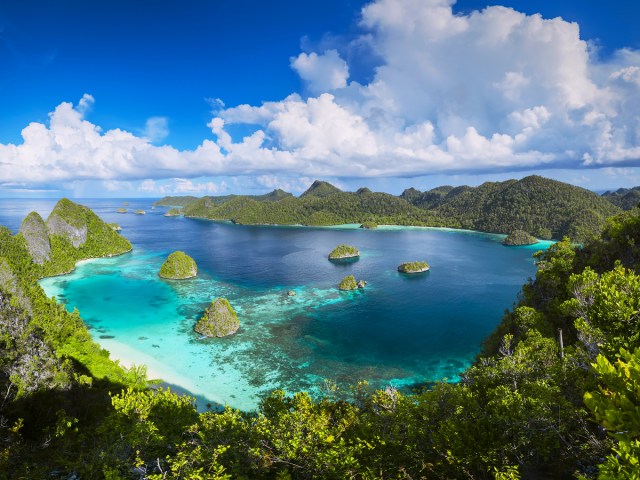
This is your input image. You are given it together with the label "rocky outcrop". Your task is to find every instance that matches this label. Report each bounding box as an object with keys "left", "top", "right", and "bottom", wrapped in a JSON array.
[
  {"left": 19, "top": 211, "right": 51, "bottom": 264},
  {"left": 502, "top": 230, "right": 538, "bottom": 246},
  {"left": 46, "top": 199, "right": 88, "bottom": 248},
  {"left": 194, "top": 298, "right": 239, "bottom": 337},
  {"left": 338, "top": 275, "right": 358, "bottom": 290},
  {"left": 397, "top": 261, "right": 430, "bottom": 273},
  {"left": 360, "top": 222, "right": 377, "bottom": 229},
  {"left": 328, "top": 244, "right": 360, "bottom": 260},
  {"left": 159, "top": 251, "right": 197, "bottom": 279}
]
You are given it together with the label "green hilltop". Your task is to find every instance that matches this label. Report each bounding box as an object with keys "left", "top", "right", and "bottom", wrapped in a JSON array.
[
  {"left": 156, "top": 175, "right": 623, "bottom": 242},
  {"left": 406, "top": 175, "right": 621, "bottom": 241},
  {"left": 40, "top": 198, "right": 132, "bottom": 275},
  {"left": 601, "top": 186, "right": 640, "bottom": 211},
  {"left": 182, "top": 181, "right": 449, "bottom": 228}
]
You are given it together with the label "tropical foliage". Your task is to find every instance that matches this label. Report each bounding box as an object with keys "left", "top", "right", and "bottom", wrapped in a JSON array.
[{"left": 397, "top": 261, "right": 430, "bottom": 273}]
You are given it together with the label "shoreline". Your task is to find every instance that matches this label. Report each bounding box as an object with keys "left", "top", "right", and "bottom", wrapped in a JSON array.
[
  {"left": 98, "top": 337, "right": 226, "bottom": 410},
  {"left": 39, "top": 247, "right": 134, "bottom": 279},
  {"left": 180, "top": 214, "right": 556, "bottom": 247}
]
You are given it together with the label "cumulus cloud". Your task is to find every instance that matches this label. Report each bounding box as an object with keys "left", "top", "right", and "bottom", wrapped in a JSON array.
[
  {"left": 291, "top": 50, "right": 350, "bottom": 94},
  {"left": 256, "top": 175, "right": 314, "bottom": 193},
  {"left": 1, "top": 0, "right": 640, "bottom": 189}
]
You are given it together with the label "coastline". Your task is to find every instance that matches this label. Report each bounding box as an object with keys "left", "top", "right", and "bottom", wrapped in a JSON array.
[
  {"left": 98, "top": 337, "right": 226, "bottom": 410},
  {"left": 179, "top": 213, "right": 556, "bottom": 247},
  {"left": 39, "top": 247, "right": 133, "bottom": 279}
]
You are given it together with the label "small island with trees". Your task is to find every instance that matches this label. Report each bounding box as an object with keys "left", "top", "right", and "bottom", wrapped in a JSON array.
[
  {"left": 159, "top": 251, "right": 197, "bottom": 279},
  {"left": 164, "top": 208, "right": 182, "bottom": 217},
  {"left": 338, "top": 275, "right": 366, "bottom": 290},
  {"left": 338, "top": 275, "right": 357, "bottom": 290},
  {"left": 194, "top": 298, "right": 240, "bottom": 337},
  {"left": 328, "top": 244, "right": 360, "bottom": 260},
  {"left": 397, "top": 261, "right": 430, "bottom": 273},
  {"left": 502, "top": 229, "right": 538, "bottom": 246}
]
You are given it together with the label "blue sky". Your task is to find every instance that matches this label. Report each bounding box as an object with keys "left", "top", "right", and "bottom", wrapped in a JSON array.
[{"left": 1, "top": 0, "right": 639, "bottom": 197}]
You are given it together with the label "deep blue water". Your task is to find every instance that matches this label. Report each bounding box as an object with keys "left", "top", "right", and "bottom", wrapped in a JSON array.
[{"left": 0, "top": 198, "right": 548, "bottom": 410}]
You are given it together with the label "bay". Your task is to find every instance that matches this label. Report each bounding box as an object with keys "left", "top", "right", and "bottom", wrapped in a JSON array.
[{"left": 0, "top": 198, "right": 550, "bottom": 410}]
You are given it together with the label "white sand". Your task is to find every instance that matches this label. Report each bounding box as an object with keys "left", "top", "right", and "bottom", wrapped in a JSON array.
[{"left": 99, "top": 337, "right": 227, "bottom": 406}]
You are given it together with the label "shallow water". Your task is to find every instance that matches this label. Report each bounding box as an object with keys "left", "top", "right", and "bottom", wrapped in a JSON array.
[{"left": 0, "top": 198, "right": 547, "bottom": 410}]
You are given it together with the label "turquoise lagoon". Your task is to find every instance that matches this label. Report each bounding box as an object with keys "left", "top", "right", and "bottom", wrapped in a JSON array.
[{"left": 0, "top": 199, "right": 548, "bottom": 411}]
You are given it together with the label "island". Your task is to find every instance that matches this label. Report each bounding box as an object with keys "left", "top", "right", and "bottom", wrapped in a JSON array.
[
  {"left": 338, "top": 275, "right": 366, "bottom": 291},
  {"left": 328, "top": 244, "right": 360, "bottom": 260},
  {"left": 135, "top": 209, "right": 146, "bottom": 215},
  {"left": 338, "top": 275, "right": 358, "bottom": 290},
  {"left": 194, "top": 298, "right": 240, "bottom": 337},
  {"left": 116, "top": 208, "right": 127, "bottom": 214},
  {"left": 164, "top": 208, "right": 182, "bottom": 217},
  {"left": 163, "top": 176, "right": 620, "bottom": 243},
  {"left": 159, "top": 251, "right": 197, "bottom": 279},
  {"left": 502, "top": 230, "right": 538, "bottom": 246},
  {"left": 397, "top": 261, "right": 430, "bottom": 273}
]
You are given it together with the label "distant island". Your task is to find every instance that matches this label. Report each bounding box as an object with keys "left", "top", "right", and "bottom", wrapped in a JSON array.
[
  {"left": 360, "top": 221, "right": 378, "bottom": 229},
  {"left": 159, "top": 251, "right": 197, "bottom": 279},
  {"left": 397, "top": 261, "right": 430, "bottom": 273},
  {"left": 155, "top": 175, "right": 621, "bottom": 242},
  {"left": 135, "top": 209, "right": 146, "bottom": 215},
  {"left": 328, "top": 244, "right": 360, "bottom": 260},
  {"left": 502, "top": 230, "right": 538, "bottom": 246}
]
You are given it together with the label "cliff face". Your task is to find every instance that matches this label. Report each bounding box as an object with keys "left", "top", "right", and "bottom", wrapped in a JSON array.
[
  {"left": 19, "top": 211, "right": 51, "bottom": 264},
  {"left": 46, "top": 198, "right": 89, "bottom": 248}
]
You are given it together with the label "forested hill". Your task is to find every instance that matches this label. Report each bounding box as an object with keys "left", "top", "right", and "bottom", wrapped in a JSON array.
[
  {"left": 182, "top": 184, "right": 451, "bottom": 228},
  {"left": 3, "top": 201, "right": 640, "bottom": 477},
  {"left": 410, "top": 175, "right": 621, "bottom": 241},
  {"left": 162, "top": 175, "right": 620, "bottom": 242},
  {"left": 153, "top": 195, "right": 199, "bottom": 207},
  {"left": 154, "top": 189, "right": 292, "bottom": 207},
  {"left": 601, "top": 186, "right": 640, "bottom": 210}
]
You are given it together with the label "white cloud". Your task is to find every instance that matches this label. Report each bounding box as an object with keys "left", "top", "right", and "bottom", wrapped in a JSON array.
[
  {"left": 76, "top": 93, "right": 94, "bottom": 115},
  {"left": 143, "top": 116, "right": 169, "bottom": 143},
  {"left": 291, "top": 50, "right": 350, "bottom": 94},
  {"left": 256, "top": 175, "right": 314, "bottom": 193},
  {"left": 1, "top": 0, "right": 640, "bottom": 190}
]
